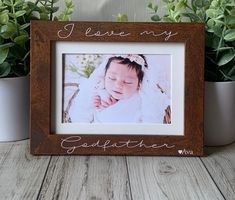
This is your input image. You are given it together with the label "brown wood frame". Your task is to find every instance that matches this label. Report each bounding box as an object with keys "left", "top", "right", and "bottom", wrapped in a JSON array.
[{"left": 30, "top": 21, "right": 204, "bottom": 156}]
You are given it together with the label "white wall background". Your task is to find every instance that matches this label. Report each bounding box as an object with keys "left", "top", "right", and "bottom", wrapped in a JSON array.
[{"left": 57, "top": 0, "right": 163, "bottom": 21}]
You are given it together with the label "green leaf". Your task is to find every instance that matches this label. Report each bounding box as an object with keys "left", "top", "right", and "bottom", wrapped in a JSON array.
[
  {"left": 8, "top": 13, "right": 16, "bottom": 19},
  {"left": 173, "top": 11, "right": 181, "bottom": 19},
  {"left": 14, "top": 0, "right": 24, "bottom": 7},
  {"left": 44, "top": 6, "right": 59, "bottom": 14},
  {"left": 52, "top": 6, "right": 59, "bottom": 13},
  {"left": 207, "top": 19, "right": 215, "bottom": 29},
  {"left": 217, "top": 50, "right": 235, "bottom": 66},
  {"left": 175, "top": 0, "right": 185, "bottom": 11},
  {"left": 114, "top": 14, "right": 128, "bottom": 22},
  {"left": 0, "top": 11, "right": 9, "bottom": 24},
  {"left": 230, "top": 8, "right": 235, "bottom": 16},
  {"left": 153, "top": 5, "right": 158, "bottom": 13},
  {"left": 65, "top": 0, "right": 73, "bottom": 7},
  {"left": 0, "top": 42, "right": 14, "bottom": 49},
  {"left": 19, "top": 23, "right": 30, "bottom": 30},
  {"left": 206, "top": 9, "right": 217, "bottom": 19},
  {"left": 0, "top": 62, "right": 11, "bottom": 77},
  {"left": 215, "top": 15, "right": 224, "bottom": 21},
  {"left": 0, "top": 47, "right": 9, "bottom": 64},
  {"left": 217, "top": 47, "right": 234, "bottom": 51},
  {"left": 15, "top": 10, "right": 26, "bottom": 18},
  {"left": 26, "top": 2, "right": 40, "bottom": 11},
  {"left": 213, "top": 26, "right": 223, "bottom": 37},
  {"left": 183, "top": 13, "right": 201, "bottom": 22},
  {"left": 40, "top": 13, "right": 49, "bottom": 20},
  {"left": 214, "top": 19, "right": 224, "bottom": 26},
  {"left": 162, "top": 16, "right": 175, "bottom": 22},
  {"left": 14, "top": 34, "right": 29, "bottom": 45},
  {"left": 194, "top": 0, "right": 205, "bottom": 8},
  {"left": 62, "top": 15, "right": 69, "bottom": 21},
  {"left": 0, "top": 5, "right": 8, "bottom": 10},
  {"left": 203, "top": 0, "right": 211, "bottom": 7},
  {"left": 0, "top": 23, "right": 16, "bottom": 39},
  {"left": 224, "top": 30, "right": 235, "bottom": 41},
  {"left": 151, "top": 14, "right": 161, "bottom": 21},
  {"left": 147, "top": 2, "right": 153, "bottom": 9},
  {"left": 66, "top": 8, "right": 74, "bottom": 15},
  {"left": 3, "top": 0, "right": 12, "bottom": 7},
  {"left": 210, "top": 0, "right": 220, "bottom": 8},
  {"left": 226, "top": 16, "right": 235, "bottom": 25},
  {"left": 166, "top": 3, "right": 174, "bottom": 11}
]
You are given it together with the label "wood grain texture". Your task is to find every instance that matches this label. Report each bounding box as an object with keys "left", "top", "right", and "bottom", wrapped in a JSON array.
[
  {"left": 0, "top": 140, "right": 51, "bottom": 200},
  {"left": 126, "top": 156, "right": 224, "bottom": 200},
  {"left": 38, "top": 156, "right": 131, "bottom": 200},
  {"left": 201, "top": 144, "right": 235, "bottom": 200},
  {"left": 1, "top": 141, "right": 235, "bottom": 199},
  {"left": 0, "top": 142, "right": 13, "bottom": 164}
]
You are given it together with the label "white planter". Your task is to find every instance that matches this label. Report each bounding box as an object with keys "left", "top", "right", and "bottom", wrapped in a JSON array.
[
  {"left": 204, "top": 81, "right": 235, "bottom": 146},
  {"left": 0, "top": 76, "right": 29, "bottom": 142}
]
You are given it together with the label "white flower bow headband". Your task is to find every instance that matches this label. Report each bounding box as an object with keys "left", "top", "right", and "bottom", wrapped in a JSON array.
[{"left": 115, "top": 54, "right": 146, "bottom": 70}]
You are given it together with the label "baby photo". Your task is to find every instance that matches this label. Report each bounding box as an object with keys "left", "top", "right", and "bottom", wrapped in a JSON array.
[{"left": 62, "top": 54, "right": 171, "bottom": 124}]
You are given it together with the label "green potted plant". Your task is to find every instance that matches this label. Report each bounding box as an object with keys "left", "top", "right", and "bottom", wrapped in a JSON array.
[
  {"left": 0, "top": 0, "right": 74, "bottom": 141},
  {"left": 148, "top": 0, "right": 235, "bottom": 145}
]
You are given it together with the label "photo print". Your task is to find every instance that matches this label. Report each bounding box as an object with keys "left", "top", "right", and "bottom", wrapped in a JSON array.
[{"left": 62, "top": 54, "right": 172, "bottom": 124}]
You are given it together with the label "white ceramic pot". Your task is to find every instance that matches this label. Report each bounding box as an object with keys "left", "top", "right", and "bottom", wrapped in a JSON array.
[
  {"left": 0, "top": 76, "right": 29, "bottom": 142},
  {"left": 204, "top": 81, "right": 235, "bottom": 146}
]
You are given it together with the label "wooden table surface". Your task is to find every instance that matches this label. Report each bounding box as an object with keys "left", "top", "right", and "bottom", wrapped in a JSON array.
[{"left": 0, "top": 140, "right": 234, "bottom": 200}]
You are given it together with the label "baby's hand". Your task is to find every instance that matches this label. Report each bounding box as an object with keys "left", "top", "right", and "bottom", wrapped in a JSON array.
[
  {"left": 102, "top": 96, "right": 117, "bottom": 108},
  {"left": 94, "top": 95, "right": 102, "bottom": 108},
  {"left": 93, "top": 95, "right": 117, "bottom": 109}
]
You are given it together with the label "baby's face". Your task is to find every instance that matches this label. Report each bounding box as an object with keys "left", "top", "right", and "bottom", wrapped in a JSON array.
[{"left": 104, "top": 61, "right": 139, "bottom": 100}]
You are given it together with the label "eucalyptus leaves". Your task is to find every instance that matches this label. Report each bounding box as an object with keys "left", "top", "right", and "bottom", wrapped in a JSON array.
[
  {"left": 0, "top": 0, "right": 74, "bottom": 78},
  {"left": 148, "top": 0, "right": 235, "bottom": 81}
]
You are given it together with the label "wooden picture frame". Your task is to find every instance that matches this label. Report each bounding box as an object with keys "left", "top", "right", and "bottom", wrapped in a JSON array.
[{"left": 30, "top": 21, "right": 204, "bottom": 156}]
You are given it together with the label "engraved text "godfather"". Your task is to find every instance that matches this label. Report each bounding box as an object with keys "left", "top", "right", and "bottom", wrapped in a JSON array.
[{"left": 61, "top": 136, "right": 175, "bottom": 154}]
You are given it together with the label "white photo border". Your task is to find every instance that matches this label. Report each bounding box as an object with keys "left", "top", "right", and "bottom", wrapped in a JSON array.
[{"left": 51, "top": 42, "right": 185, "bottom": 135}]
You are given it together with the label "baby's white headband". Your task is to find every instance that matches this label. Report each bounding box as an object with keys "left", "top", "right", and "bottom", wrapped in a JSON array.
[{"left": 114, "top": 54, "right": 146, "bottom": 69}]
